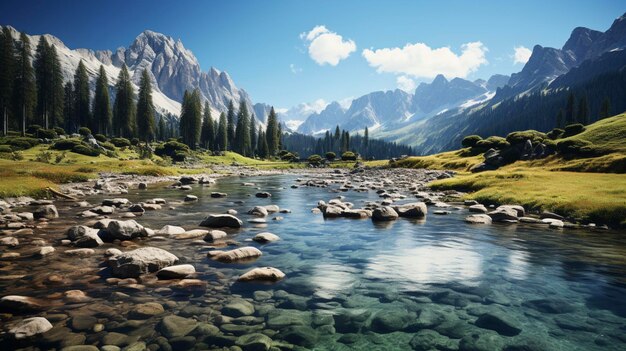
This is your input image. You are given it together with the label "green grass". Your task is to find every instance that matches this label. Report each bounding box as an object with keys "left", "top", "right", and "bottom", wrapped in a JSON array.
[{"left": 389, "top": 148, "right": 484, "bottom": 171}]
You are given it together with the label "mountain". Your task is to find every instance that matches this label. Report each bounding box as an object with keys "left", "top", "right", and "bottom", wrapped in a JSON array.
[
  {"left": 295, "top": 74, "right": 506, "bottom": 135},
  {"left": 2, "top": 26, "right": 253, "bottom": 118}
]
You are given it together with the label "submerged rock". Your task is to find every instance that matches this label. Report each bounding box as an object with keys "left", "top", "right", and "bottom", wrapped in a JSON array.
[
  {"left": 235, "top": 333, "right": 272, "bottom": 351},
  {"left": 8, "top": 317, "right": 53, "bottom": 339},
  {"left": 159, "top": 315, "right": 198, "bottom": 338},
  {"left": 108, "top": 247, "right": 179, "bottom": 278},
  {"left": 0, "top": 295, "right": 47, "bottom": 313},
  {"left": 475, "top": 311, "right": 522, "bottom": 336}
]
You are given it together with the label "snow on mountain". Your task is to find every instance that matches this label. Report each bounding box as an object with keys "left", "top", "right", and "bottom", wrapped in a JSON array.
[{"left": 2, "top": 26, "right": 252, "bottom": 118}]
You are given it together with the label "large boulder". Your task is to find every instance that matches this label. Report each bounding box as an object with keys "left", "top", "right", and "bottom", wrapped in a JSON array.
[
  {"left": 106, "top": 220, "right": 148, "bottom": 240},
  {"left": 200, "top": 214, "right": 243, "bottom": 228},
  {"left": 210, "top": 247, "right": 262, "bottom": 263},
  {"left": 465, "top": 214, "right": 493, "bottom": 224},
  {"left": 238, "top": 267, "right": 285, "bottom": 282},
  {"left": 108, "top": 247, "right": 179, "bottom": 278},
  {"left": 394, "top": 202, "right": 427, "bottom": 218},
  {"left": 8, "top": 317, "right": 53, "bottom": 339},
  {"left": 248, "top": 206, "right": 268, "bottom": 217},
  {"left": 469, "top": 204, "right": 488, "bottom": 213},
  {"left": 75, "top": 230, "right": 103, "bottom": 247},
  {"left": 488, "top": 206, "right": 518, "bottom": 222},
  {"left": 33, "top": 205, "right": 58, "bottom": 219},
  {"left": 372, "top": 206, "right": 399, "bottom": 221},
  {"left": 252, "top": 232, "right": 280, "bottom": 243}
]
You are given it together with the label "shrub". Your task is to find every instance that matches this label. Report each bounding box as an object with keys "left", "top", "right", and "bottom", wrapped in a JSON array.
[
  {"left": 100, "top": 141, "right": 116, "bottom": 151},
  {"left": 462, "top": 135, "right": 482, "bottom": 148},
  {"left": 10, "top": 151, "right": 24, "bottom": 161},
  {"left": 53, "top": 127, "right": 66, "bottom": 135},
  {"left": 307, "top": 154, "right": 323, "bottom": 165},
  {"left": 154, "top": 155, "right": 173, "bottom": 167},
  {"left": 72, "top": 144, "right": 101, "bottom": 157},
  {"left": 94, "top": 134, "right": 107, "bottom": 142},
  {"left": 505, "top": 130, "right": 547, "bottom": 145},
  {"left": 131, "top": 138, "right": 140, "bottom": 146},
  {"left": 34, "top": 151, "right": 53, "bottom": 163},
  {"left": 52, "top": 139, "right": 82, "bottom": 150},
  {"left": 563, "top": 123, "right": 585, "bottom": 137},
  {"left": 26, "top": 124, "right": 42, "bottom": 134},
  {"left": 6, "top": 137, "right": 40, "bottom": 150},
  {"left": 281, "top": 152, "right": 298, "bottom": 161},
  {"left": 110, "top": 137, "right": 131, "bottom": 147},
  {"left": 341, "top": 151, "right": 357, "bottom": 161},
  {"left": 547, "top": 128, "right": 564, "bottom": 140},
  {"left": 78, "top": 127, "right": 91, "bottom": 136},
  {"left": 155, "top": 140, "right": 190, "bottom": 162},
  {"left": 475, "top": 136, "right": 510, "bottom": 150},
  {"left": 37, "top": 129, "right": 58, "bottom": 139},
  {"left": 54, "top": 152, "right": 66, "bottom": 164},
  {"left": 556, "top": 139, "right": 593, "bottom": 156},
  {"left": 0, "top": 145, "right": 12, "bottom": 153},
  {"left": 325, "top": 151, "right": 336, "bottom": 161},
  {"left": 138, "top": 145, "right": 153, "bottom": 159}
]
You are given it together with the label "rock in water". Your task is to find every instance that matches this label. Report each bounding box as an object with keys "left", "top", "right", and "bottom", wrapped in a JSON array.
[
  {"left": 157, "top": 264, "right": 196, "bottom": 279},
  {"left": 8, "top": 317, "right": 53, "bottom": 339},
  {"left": 210, "top": 247, "right": 262, "bottom": 263},
  {"left": 475, "top": 312, "right": 522, "bottom": 336},
  {"left": 394, "top": 202, "right": 427, "bottom": 218},
  {"left": 235, "top": 333, "right": 273, "bottom": 351},
  {"left": 203, "top": 230, "right": 227, "bottom": 242},
  {"left": 159, "top": 315, "right": 198, "bottom": 338},
  {"left": 248, "top": 206, "right": 269, "bottom": 217},
  {"left": 106, "top": 220, "right": 148, "bottom": 240},
  {"left": 372, "top": 206, "right": 399, "bottom": 221},
  {"left": 252, "top": 232, "right": 280, "bottom": 243},
  {"left": 108, "top": 247, "right": 179, "bottom": 278},
  {"left": 238, "top": 267, "right": 285, "bottom": 282},
  {"left": 465, "top": 214, "right": 493, "bottom": 224},
  {"left": 156, "top": 225, "right": 186, "bottom": 236},
  {"left": 0, "top": 295, "right": 47, "bottom": 313},
  {"left": 488, "top": 206, "right": 518, "bottom": 222},
  {"left": 33, "top": 205, "right": 58, "bottom": 219},
  {"left": 199, "top": 214, "right": 243, "bottom": 228}
]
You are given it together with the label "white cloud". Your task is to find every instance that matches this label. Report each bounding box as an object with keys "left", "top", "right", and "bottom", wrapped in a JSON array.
[
  {"left": 396, "top": 75, "right": 416, "bottom": 92},
  {"left": 362, "top": 41, "right": 488, "bottom": 79},
  {"left": 300, "top": 25, "right": 356, "bottom": 66},
  {"left": 289, "top": 63, "right": 302, "bottom": 74},
  {"left": 513, "top": 46, "right": 532, "bottom": 65}
]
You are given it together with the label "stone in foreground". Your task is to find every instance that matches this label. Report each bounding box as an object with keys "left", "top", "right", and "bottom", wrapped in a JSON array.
[
  {"left": 8, "top": 317, "right": 53, "bottom": 339},
  {"left": 199, "top": 214, "right": 243, "bottom": 228},
  {"left": 210, "top": 247, "right": 262, "bottom": 263},
  {"left": 238, "top": 267, "right": 285, "bottom": 282},
  {"left": 157, "top": 264, "right": 196, "bottom": 279},
  {"left": 372, "top": 206, "right": 399, "bottom": 221},
  {"left": 108, "top": 247, "right": 179, "bottom": 278},
  {"left": 252, "top": 232, "right": 280, "bottom": 243}
]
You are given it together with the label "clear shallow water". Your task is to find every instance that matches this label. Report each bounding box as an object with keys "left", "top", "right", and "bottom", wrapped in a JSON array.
[{"left": 2, "top": 174, "right": 626, "bottom": 350}]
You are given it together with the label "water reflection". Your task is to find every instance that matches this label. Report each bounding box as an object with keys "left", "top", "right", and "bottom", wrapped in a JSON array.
[
  {"left": 506, "top": 249, "right": 530, "bottom": 280},
  {"left": 310, "top": 263, "right": 358, "bottom": 299}
]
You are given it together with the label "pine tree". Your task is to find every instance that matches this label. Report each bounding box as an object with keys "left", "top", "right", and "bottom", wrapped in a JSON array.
[
  {"left": 0, "top": 27, "right": 15, "bottom": 135},
  {"left": 600, "top": 97, "right": 611, "bottom": 119},
  {"left": 226, "top": 100, "right": 235, "bottom": 150},
  {"left": 249, "top": 113, "right": 257, "bottom": 156},
  {"left": 258, "top": 130, "right": 269, "bottom": 159},
  {"left": 93, "top": 65, "right": 111, "bottom": 134},
  {"left": 565, "top": 92, "right": 575, "bottom": 125},
  {"left": 556, "top": 109, "right": 564, "bottom": 128},
  {"left": 200, "top": 101, "right": 215, "bottom": 149},
  {"left": 334, "top": 125, "right": 340, "bottom": 140},
  {"left": 157, "top": 116, "right": 166, "bottom": 141},
  {"left": 63, "top": 81, "right": 73, "bottom": 132},
  {"left": 113, "top": 64, "right": 136, "bottom": 137},
  {"left": 277, "top": 122, "right": 283, "bottom": 151},
  {"left": 179, "top": 89, "right": 201, "bottom": 148},
  {"left": 234, "top": 99, "right": 250, "bottom": 155},
  {"left": 213, "top": 118, "right": 219, "bottom": 150},
  {"left": 34, "top": 36, "right": 52, "bottom": 128},
  {"left": 136, "top": 69, "right": 155, "bottom": 142},
  {"left": 363, "top": 126, "right": 369, "bottom": 158},
  {"left": 216, "top": 112, "right": 228, "bottom": 151},
  {"left": 49, "top": 46, "right": 64, "bottom": 129},
  {"left": 265, "top": 107, "right": 279, "bottom": 156},
  {"left": 13, "top": 32, "right": 36, "bottom": 136},
  {"left": 73, "top": 60, "right": 91, "bottom": 131},
  {"left": 576, "top": 95, "right": 589, "bottom": 125}
]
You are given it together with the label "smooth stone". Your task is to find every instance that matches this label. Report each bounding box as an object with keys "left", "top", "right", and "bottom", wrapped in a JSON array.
[
  {"left": 184, "top": 195, "right": 198, "bottom": 202},
  {"left": 238, "top": 267, "right": 285, "bottom": 282},
  {"left": 211, "top": 247, "right": 262, "bottom": 263},
  {"left": 255, "top": 192, "right": 272, "bottom": 198},
  {"left": 38, "top": 246, "right": 56, "bottom": 256},
  {"left": 369, "top": 310, "right": 413, "bottom": 333},
  {"left": 199, "top": 214, "right": 243, "bottom": 228},
  {"left": 159, "top": 315, "right": 198, "bottom": 338},
  {"left": 222, "top": 298, "right": 255, "bottom": 317},
  {"left": 372, "top": 206, "right": 399, "bottom": 221},
  {"left": 156, "top": 225, "right": 186, "bottom": 236},
  {"left": 64, "top": 248, "right": 95, "bottom": 257},
  {"left": 8, "top": 317, "right": 53, "bottom": 339},
  {"left": 70, "top": 314, "right": 97, "bottom": 331},
  {"left": 469, "top": 204, "right": 488, "bottom": 213},
  {"left": 129, "top": 302, "right": 165, "bottom": 319},
  {"left": 33, "top": 205, "right": 59, "bottom": 219},
  {"left": 465, "top": 214, "right": 493, "bottom": 224},
  {"left": 252, "top": 232, "right": 280, "bottom": 243},
  {"left": 64, "top": 290, "right": 89, "bottom": 303},
  {"left": 235, "top": 333, "right": 272, "bottom": 351},
  {"left": 108, "top": 247, "right": 179, "bottom": 278},
  {"left": 106, "top": 220, "right": 148, "bottom": 240},
  {"left": 0, "top": 236, "right": 18, "bottom": 247},
  {"left": 409, "top": 329, "right": 457, "bottom": 351},
  {"left": 279, "top": 325, "right": 318, "bottom": 348},
  {"left": 475, "top": 311, "right": 522, "bottom": 336},
  {"left": 203, "top": 230, "right": 227, "bottom": 242},
  {"left": 0, "top": 295, "right": 47, "bottom": 312},
  {"left": 395, "top": 202, "right": 427, "bottom": 218},
  {"left": 92, "top": 206, "right": 115, "bottom": 215},
  {"left": 248, "top": 206, "right": 269, "bottom": 217},
  {"left": 157, "top": 264, "right": 196, "bottom": 279},
  {"left": 488, "top": 207, "right": 518, "bottom": 222}
]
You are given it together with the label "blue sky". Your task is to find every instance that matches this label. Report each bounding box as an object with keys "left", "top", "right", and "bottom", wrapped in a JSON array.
[{"left": 0, "top": 0, "right": 624, "bottom": 109}]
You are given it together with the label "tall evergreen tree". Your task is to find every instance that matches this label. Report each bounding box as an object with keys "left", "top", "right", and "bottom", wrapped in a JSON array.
[
  {"left": 249, "top": 113, "right": 257, "bottom": 156},
  {"left": 13, "top": 32, "right": 36, "bottom": 135},
  {"left": 556, "top": 109, "right": 565, "bottom": 128},
  {"left": 234, "top": 99, "right": 250, "bottom": 155},
  {"left": 49, "top": 46, "right": 64, "bottom": 128},
  {"left": 73, "top": 60, "right": 90, "bottom": 131},
  {"left": 257, "top": 129, "right": 269, "bottom": 159},
  {"left": 600, "top": 97, "right": 611, "bottom": 119},
  {"left": 93, "top": 65, "right": 111, "bottom": 134},
  {"left": 113, "top": 64, "right": 136, "bottom": 137},
  {"left": 265, "top": 107, "right": 279, "bottom": 156},
  {"left": 213, "top": 118, "right": 219, "bottom": 150},
  {"left": 136, "top": 69, "right": 155, "bottom": 142},
  {"left": 63, "top": 81, "right": 73, "bottom": 132},
  {"left": 34, "top": 36, "right": 52, "bottom": 128},
  {"left": 179, "top": 89, "right": 201, "bottom": 148},
  {"left": 565, "top": 92, "right": 575, "bottom": 125},
  {"left": 200, "top": 102, "right": 215, "bottom": 149},
  {"left": 0, "top": 27, "right": 15, "bottom": 135},
  {"left": 277, "top": 123, "right": 283, "bottom": 151},
  {"left": 216, "top": 111, "right": 228, "bottom": 151},
  {"left": 363, "top": 126, "right": 369, "bottom": 158},
  {"left": 576, "top": 95, "right": 589, "bottom": 125},
  {"left": 334, "top": 125, "right": 341, "bottom": 140},
  {"left": 157, "top": 116, "right": 166, "bottom": 141},
  {"left": 226, "top": 100, "right": 236, "bottom": 149}
]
